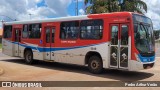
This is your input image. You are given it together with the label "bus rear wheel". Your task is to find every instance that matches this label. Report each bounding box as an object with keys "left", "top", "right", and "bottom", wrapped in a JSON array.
[
  {"left": 24, "top": 50, "right": 34, "bottom": 64},
  {"left": 88, "top": 56, "right": 103, "bottom": 74}
]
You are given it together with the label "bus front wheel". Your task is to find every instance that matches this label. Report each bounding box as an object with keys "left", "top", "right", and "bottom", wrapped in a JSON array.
[
  {"left": 88, "top": 56, "right": 103, "bottom": 74},
  {"left": 24, "top": 50, "right": 34, "bottom": 64}
]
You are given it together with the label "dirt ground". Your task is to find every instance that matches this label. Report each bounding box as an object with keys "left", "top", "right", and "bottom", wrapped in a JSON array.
[{"left": 0, "top": 48, "right": 160, "bottom": 90}]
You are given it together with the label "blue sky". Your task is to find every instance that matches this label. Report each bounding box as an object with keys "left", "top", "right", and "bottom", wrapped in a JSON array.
[
  {"left": 0, "top": 0, "right": 160, "bottom": 30},
  {"left": 0, "top": 0, "right": 85, "bottom": 22},
  {"left": 35, "top": 0, "right": 85, "bottom": 17},
  {"left": 36, "top": 0, "right": 85, "bottom": 16},
  {"left": 68, "top": 0, "right": 85, "bottom": 16}
]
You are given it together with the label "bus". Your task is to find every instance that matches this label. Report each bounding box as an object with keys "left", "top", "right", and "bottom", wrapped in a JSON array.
[{"left": 2, "top": 12, "right": 155, "bottom": 74}]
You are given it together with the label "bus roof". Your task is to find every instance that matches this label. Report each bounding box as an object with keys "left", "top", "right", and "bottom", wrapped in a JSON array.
[
  {"left": 4, "top": 12, "right": 134, "bottom": 25},
  {"left": 4, "top": 15, "right": 88, "bottom": 25}
]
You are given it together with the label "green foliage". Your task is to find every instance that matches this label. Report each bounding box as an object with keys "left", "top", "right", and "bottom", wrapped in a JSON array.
[
  {"left": 0, "top": 44, "right": 2, "bottom": 49},
  {"left": 85, "top": 0, "right": 120, "bottom": 14},
  {"left": 121, "top": 0, "right": 147, "bottom": 14},
  {"left": 154, "top": 30, "right": 160, "bottom": 40},
  {"left": 84, "top": 0, "right": 147, "bottom": 14}
]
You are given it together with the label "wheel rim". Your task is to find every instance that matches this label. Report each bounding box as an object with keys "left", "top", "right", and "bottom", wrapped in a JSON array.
[
  {"left": 26, "top": 52, "right": 32, "bottom": 62},
  {"left": 91, "top": 60, "right": 99, "bottom": 70}
]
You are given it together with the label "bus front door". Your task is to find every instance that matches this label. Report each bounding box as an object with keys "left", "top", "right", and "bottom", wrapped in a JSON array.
[
  {"left": 109, "top": 24, "right": 129, "bottom": 69},
  {"left": 14, "top": 28, "right": 21, "bottom": 57},
  {"left": 44, "top": 27, "right": 55, "bottom": 60}
]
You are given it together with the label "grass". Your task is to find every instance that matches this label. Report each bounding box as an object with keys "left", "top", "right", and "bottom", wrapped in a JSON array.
[{"left": 0, "top": 44, "right": 1, "bottom": 49}]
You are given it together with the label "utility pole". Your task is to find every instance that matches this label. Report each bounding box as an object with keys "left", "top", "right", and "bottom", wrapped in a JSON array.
[{"left": 75, "top": 0, "right": 78, "bottom": 16}]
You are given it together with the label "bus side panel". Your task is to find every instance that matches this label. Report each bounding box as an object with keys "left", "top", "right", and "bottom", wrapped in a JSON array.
[
  {"left": 19, "top": 45, "right": 25, "bottom": 58},
  {"left": 18, "top": 41, "right": 27, "bottom": 58},
  {"left": 53, "top": 42, "right": 109, "bottom": 67},
  {"left": 2, "top": 39, "right": 14, "bottom": 56},
  {"left": 33, "top": 49, "right": 44, "bottom": 60},
  {"left": 2, "top": 25, "right": 14, "bottom": 57},
  {"left": 18, "top": 45, "right": 44, "bottom": 60},
  {"left": 20, "top": 39, "right": 44, "bottom": 60}
]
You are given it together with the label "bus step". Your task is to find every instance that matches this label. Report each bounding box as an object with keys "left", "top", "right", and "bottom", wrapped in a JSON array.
[{"left": 43, "top": 60, "right": 55, "bottom": 62}]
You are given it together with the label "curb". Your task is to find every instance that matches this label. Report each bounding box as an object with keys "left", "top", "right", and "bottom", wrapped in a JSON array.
[{"left": 0, "top": 67, "right": 4, "bottom": 75}]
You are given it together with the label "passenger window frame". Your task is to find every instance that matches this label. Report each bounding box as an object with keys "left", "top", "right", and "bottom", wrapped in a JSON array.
[{"left": 80, "top": 19, "right": 103, "bottom": 40}]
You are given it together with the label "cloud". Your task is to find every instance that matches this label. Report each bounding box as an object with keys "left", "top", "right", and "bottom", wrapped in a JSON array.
[
  {"left": 0, "top": 0, "right": 72, "bottom": 28},
  {"left": 0, "top": 0, "right": 72, "bottom": 20},
  {"left": 142, "top": 0, "right": 160, "bottom": 30},
  {"left": 45, "top": 0, "right": 72, "bottom": 16},
  {"left": 73, "top": 0, "right": 84, "bottom": 2},
  {"left": 0, "top": 0, "right": 27, "bottom": 20},
  {"left": 79, "top": 9, "right": 85, "bottom": 15},
  {"left": 35, "top": 0, "right": 43, "bottom": 3}
]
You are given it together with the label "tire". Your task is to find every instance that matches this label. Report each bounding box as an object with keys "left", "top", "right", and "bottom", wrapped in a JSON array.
[
  {"left": 88, "top": 56, "right": 103, "bottom": 74},
  {"left": 24, "top": 50, "right": 34, "bottom": 64}
]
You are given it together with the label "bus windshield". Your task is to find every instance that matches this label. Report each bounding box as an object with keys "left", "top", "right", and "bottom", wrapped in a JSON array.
[{"left": 133, "top": 14, "right": 155, "bottom": 55}]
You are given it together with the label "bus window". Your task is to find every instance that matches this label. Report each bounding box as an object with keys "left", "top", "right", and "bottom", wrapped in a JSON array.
[
  {"left": 3, "top": 25, "right": 12, "bottom": 38},
  {"left": 46, "top": 28, "right": 50, "bottom": 43},
  {"left": 80, "top": 19, "right": 103, "bottom": 40},
  {"left": 60, "top": 21, "right": 79, "bottom": 39},
  {"left": 15, "top": 29, "right": 21, "bottom": 42},
  {"left": 29, "top": 24, "right": 41, "bottom": 39},
  {"left": 22, "top": 25, "right": 28, "bottom": 38},
  {"left": 111, "top": 26, "right": 118, "bottom": 45},
  {"left": 52, "top": 28, "right": 55, "bottom": 43},
  {"left": 121, "top": 25, "right": 128, "bottom": 45}
]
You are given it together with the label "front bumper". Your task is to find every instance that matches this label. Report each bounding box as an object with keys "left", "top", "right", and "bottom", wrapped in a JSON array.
[{"left": 128, "top": 60, "right": 155, "bottom": 71}]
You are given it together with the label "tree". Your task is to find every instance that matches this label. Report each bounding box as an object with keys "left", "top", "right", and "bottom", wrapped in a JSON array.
[
  {"left": 84, "top": 0, "right": 147, "bottom": 14},
  {"left": 84, "top": 0, "right": 120, "bottom": 14},
  {"left": 154, "top": 30, "right": 160, "bottom": 40},
  {"left": 121, "top": 0, "right": 147, "bottom": 14}
]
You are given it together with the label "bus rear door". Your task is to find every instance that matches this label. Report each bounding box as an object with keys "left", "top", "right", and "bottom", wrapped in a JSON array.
[
  {"left": 44, "top": 27, "right": 55, "bottom": 61},
  {"left": 14, "top": 28, "right": 21, "bottom": 57},
  {"left": 109, "top": 24, "right": 130, "bottom": 69}
]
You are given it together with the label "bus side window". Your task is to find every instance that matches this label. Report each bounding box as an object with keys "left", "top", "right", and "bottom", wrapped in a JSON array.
[
  {"left": 60, "top": 27, "right": 66, "bottom": 39},
  {"left": 80, "top": 19, "right": 103, "bottom": 40},
  {"left": 3, "top": 25, "right": 12, "bottom": 38},
  {"left": 29, "top": 24, "right": 41, "bottom": 39},
  {"left": 60, "top": 21, "right": 79, "bottom": 40},
  {"left": 23, "top": 25, "right": 28, "bottom": 38}
]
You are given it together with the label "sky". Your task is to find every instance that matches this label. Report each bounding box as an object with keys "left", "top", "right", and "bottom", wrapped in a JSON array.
[{"left": 0, "top": 0, "right": 160, "bottom": 30}]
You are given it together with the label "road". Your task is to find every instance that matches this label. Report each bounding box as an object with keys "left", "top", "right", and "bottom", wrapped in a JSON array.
[{"left": 0, "top": 49, "right": 160, "bottom": 90}]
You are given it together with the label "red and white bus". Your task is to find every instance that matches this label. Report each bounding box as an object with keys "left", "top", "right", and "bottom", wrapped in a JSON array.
[{"left": 2, "top": 12, "right": 155, "bottom": 73}]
